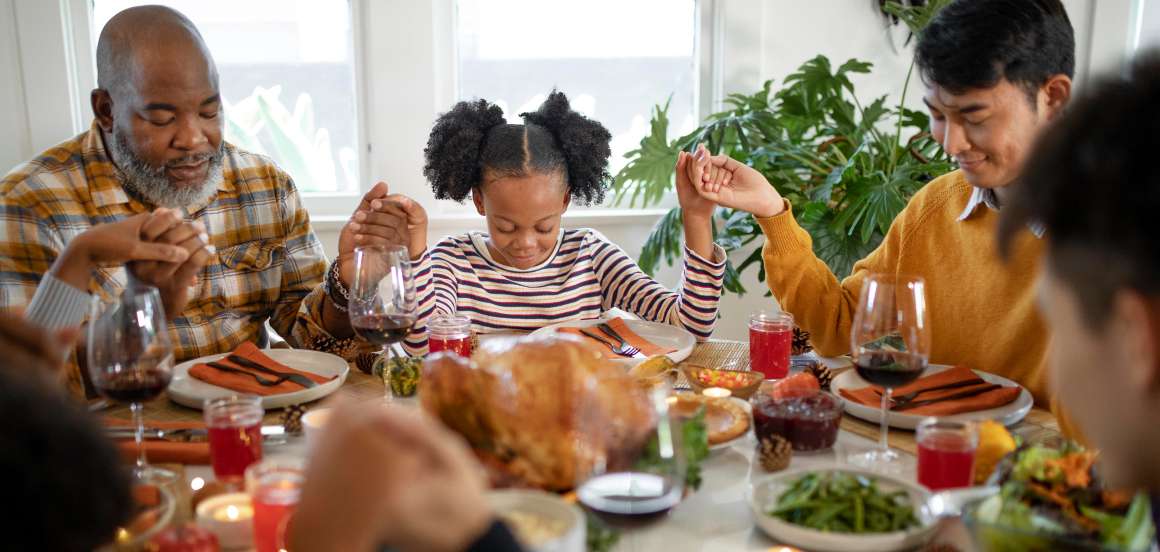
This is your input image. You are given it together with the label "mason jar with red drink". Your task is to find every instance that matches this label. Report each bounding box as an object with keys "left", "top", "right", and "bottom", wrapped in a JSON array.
[
  {"left": 749, "top": 311, "right": 794, "bottom": 380},
  {"left": 428, "top": 314, "right": 472, "bottom": 357},
  {"left": 204, "top": 395, "right": 264, "bottom": 483}
]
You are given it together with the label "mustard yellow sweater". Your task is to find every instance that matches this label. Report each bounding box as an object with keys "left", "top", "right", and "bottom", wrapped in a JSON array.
[{"left": 757, "top": 170, "right": 1077, "bottom": 436}]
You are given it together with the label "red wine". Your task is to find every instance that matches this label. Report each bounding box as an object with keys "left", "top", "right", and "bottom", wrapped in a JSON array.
[
  {"left": 351, "top": 314, "right": 415, "bottom": 345},
  {"left": 577, "top": 473, "right": 681, "bottom": 528},
  {"left": 96, "top": 367, "right": 172, "bottom": 402},
  {"left": 855, "top": 350, "right": 926, "bottom": 388}
]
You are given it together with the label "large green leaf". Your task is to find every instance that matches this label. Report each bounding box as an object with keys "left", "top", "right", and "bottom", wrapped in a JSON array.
[{"left": 612, "top": 99, "right": 680, "bottom": 208}]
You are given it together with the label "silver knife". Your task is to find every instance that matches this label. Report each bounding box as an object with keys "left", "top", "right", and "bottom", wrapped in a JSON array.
[{"left": 106, "top": 425, "right": 287, "bottom": 443}]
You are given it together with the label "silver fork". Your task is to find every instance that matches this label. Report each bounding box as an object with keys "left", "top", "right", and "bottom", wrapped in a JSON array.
[
  {"left": 596, "top": 322, "right": 641, "bottom": 357},
  {"left": 579, "top": 328, "right": 634, "bottom": 357}
]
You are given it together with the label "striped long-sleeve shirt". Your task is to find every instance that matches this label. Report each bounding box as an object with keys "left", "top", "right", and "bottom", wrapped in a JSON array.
[{"left": 402, "top": 228, "right": 726, "bottom": 356}]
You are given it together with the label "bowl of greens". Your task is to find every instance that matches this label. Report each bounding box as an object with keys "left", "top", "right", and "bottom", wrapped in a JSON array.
[
  {"left": 961, "top": 442, "right": 1155, "bottom": 552},
  {"left": 750, "top": 466, "right": 937, "bottom": 552}
]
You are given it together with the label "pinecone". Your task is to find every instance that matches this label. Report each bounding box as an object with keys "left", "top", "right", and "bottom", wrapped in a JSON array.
[
  {"left": 792, "top": 326, "right": 813, "bottom": 355},
  {"left": 353, "top": 351, "right": 378, "bottom": 375},
  {"left": 805, "top": 362, "right": 833, "bottom": 391},
  {"left": 469, "top": 331, "right": 481, "bottom": 356},
  {"left": 757, "top": 435, "right": 792, "bottom": 472},
  {"left": 282, "top": 404, "right": 308, "bottom": 435}
]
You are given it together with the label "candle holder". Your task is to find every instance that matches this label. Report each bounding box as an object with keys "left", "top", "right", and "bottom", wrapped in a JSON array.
[
  {"left": 701, "top": 386, "right": 733, "bottom": 399},
  {"left": 195, "top": 492, "right": 254, "bottom": 550}
]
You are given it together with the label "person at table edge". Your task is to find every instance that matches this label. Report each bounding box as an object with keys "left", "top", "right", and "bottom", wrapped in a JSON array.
[
  {"left": 0, "top": 6, "right": 405, "bottom": 394},
  {"left": 686, "top": 0, "right": 1079, "bottom": 435},
  {"left": 997, "top": 53, "right": 1160, "bottom": 545}
]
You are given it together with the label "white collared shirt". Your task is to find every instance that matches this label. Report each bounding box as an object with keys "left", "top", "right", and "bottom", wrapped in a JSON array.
[{"left": 957, "top": 186, "right": 1044, "bottom": 238}]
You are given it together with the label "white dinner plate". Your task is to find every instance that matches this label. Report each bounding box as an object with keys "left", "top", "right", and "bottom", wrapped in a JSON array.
[
  {"left": 831, "top": 364, "right": 1033, "bottom": 430},
  {"left": 530, "top": 318, "right": 696, "bottom": 367},
  {"left": 168, "top": 349, "right": 349, "bottom": 410},
  {"left": 750, "top": 465, "right": 937, "bottom": 552}
]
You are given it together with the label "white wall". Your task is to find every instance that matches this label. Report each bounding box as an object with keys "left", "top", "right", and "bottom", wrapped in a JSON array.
[{"left": 0, "top": 0, "right": 30, "bottom": 173}]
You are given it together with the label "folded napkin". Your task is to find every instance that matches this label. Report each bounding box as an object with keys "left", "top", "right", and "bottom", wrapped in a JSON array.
[
  {"left": 188, "top": 341, "right": 334, "bottom": 396},
  {"left": 104, "top": 418, "right": 210, "bottom": 465},
  {"left": 839, "top": 365, "right": 1022, "bottom": 417},
  {"left": 558, "top": 317, "right": 675, "bottom": 360}
]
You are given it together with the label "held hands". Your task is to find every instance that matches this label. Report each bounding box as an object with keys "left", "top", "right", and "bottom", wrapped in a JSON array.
[
  {"left": 128, "top": 210, "right": 214, "bottom": 320},
  {"left": 684, "top": 144, "right": 785, "bottom": 219},
  {"left": 338, "top": 181, "right": 429, "bottom": 287}
]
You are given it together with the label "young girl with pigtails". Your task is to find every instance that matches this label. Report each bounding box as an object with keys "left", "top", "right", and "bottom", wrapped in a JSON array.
[{"left": 367, "top": 90, "right": 727, "bottom": 355}]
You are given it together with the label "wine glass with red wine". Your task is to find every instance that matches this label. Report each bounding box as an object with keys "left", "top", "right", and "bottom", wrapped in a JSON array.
[
  {"left": 87, "top": 285, "right": 175, "bottom": 480},
  {"left": 847, "top": 273, "right": 930, "bottom": 472},
  {"left": 575, "top": 379, "right": 685, "bottom": 536},
  {"left": 348, "top": 244, "right": 416, "bottom": 402}
]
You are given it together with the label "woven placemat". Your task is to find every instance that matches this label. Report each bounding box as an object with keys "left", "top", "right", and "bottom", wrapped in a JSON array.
[{"left": 673, "top": 340, "right": 749, "bottom": 389}]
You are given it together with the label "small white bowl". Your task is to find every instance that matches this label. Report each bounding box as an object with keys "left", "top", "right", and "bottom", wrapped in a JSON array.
[
  {"left": 301, "top": 408, "right": 331, "bottom": 451},
  {"left": 487, "top": 489, "right": 585, "bottom": 552},
  {"left": 749, "top": 465, "right": 937, "bottom": 552}
]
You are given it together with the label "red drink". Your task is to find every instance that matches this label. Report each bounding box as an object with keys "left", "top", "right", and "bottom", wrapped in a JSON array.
[
  {"left": 916, "top": 420, "right": 978, "bottom": 491},
  {"left": 429, "top": 335, "right": 471, "bottom": 356},
  {"left": 207, "top": 425, "right": 262, "bottom": 479},
  {"left": 428, "top": 314, "right": 472, "bottom": 357},
  {"left": 247, "top": 459, "right": 305, "bottom": 552},
  {"left": 749, "top": 312, "right": 794, "bottom": 379},
  {"left": 204, "top": 396, "right": 264, "bottom": 481}
]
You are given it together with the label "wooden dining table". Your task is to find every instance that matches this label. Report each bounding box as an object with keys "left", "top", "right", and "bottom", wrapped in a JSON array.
[{"left": 101, "top": 339, "right": 1060, "bottom": 551}]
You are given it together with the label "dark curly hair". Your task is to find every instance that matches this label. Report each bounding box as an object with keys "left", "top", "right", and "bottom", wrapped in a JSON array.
[
  {"left": 916, "top": 0, "right": 1074, "bottom": 104},
  {"left": 999, "top": 54, "right": 1160, "bottom": 329},
  {"left": 423, "top": 90, "right": 612, "bottom": 205},
  {"left": 0, "top": 371, "right": 133, "bottom": 551}
]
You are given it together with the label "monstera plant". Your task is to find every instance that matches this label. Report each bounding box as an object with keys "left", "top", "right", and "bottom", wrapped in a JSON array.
[{"left": 610, "top": 0, "right": 952, "bottom": 293}]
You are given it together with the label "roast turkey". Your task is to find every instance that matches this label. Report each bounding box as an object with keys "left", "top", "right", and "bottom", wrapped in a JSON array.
[{"left": 420, "top": 334, "right": 656, "bottom": 491}]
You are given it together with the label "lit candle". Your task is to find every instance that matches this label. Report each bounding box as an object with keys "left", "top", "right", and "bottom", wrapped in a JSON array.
[
  {"left": 702, "top": 386, "right": 732, "bottom": 399},
  {"left": 195, "top": 492, "right": 254, "bottom": 550}
]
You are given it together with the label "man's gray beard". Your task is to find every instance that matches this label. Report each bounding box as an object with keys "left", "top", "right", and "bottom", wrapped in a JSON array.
[{"left": 109, "top": 130, "right": 224, "bottom": 209}]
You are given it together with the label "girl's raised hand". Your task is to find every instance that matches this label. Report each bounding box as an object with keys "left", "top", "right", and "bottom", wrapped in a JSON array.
[
  {"left": 687, "top": 144, "right": 785, "bottom": 218},
  {"left": 675, "top": 150, "right": 717, "bottom": 221}
]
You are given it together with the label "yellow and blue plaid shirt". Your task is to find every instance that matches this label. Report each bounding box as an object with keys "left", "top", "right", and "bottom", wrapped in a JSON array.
[{"left": 0, "top": 121, "right": 356, "bottom": 389}]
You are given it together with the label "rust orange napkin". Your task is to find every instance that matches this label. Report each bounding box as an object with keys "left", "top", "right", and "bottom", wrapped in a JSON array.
[
  {"left": 558, "top": 317, "right": 675, "bottom": 360},
  {"left": 188, "top": 341, "right": 334, "bottom": 396},
  {"left": 104, "top": 418, "right": 210, "bottom": 465},
  {"left": 839, "top": 365, "right": 1022, "bottom": 417}
]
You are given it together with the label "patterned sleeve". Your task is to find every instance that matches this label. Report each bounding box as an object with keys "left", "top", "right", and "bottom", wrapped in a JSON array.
[
  {"left": 0, "top": 183, "right": 63, "bottom": 314},
  {"left": 268, "top": 172, "right": 365, "bottom": 360},
  {"left": 402, "top": 241, "right": 458, "bottom": 357},
  {"left": 0, "top": 174, "right": 88, "bottom": 394},
  {"left": 589, "top": 230, "right": 726, "bottom": 340}
]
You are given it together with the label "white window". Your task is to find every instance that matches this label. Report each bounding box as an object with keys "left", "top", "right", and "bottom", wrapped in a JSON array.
[
  {"left": 90, "top": 0, "right": 363, "bottom": 196},
  {"left": 1135, "top": 0, "right": 1160, "bottom": 53},
  {"left": 455, "top": 0, "right": 700, "bottom": 185}
]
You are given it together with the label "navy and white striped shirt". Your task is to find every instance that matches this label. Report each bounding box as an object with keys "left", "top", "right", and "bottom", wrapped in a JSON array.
[{"left": 402, "top": 228, "right": 725, "bottom": 356}]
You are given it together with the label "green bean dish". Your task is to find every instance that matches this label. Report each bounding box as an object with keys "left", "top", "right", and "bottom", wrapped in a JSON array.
[{"left": 768, "top": 473, "right": 920, "bottom": 533}]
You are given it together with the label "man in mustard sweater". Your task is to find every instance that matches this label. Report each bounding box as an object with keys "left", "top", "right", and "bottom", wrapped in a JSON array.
[{"left": 688, "top": 0, "right": 1074, "bottom": 423}]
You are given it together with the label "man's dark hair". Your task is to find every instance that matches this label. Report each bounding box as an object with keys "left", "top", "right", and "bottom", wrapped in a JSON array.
[
  {"left": 999, "top": 54, "right": 1160, "bottom": 329},
  {"left": 0, "top": 372, "right": 132, "bottom": 551},
  {"left": 422, "top": 90, "right": 612, "bottom": 205},
  {"left": 916, "top": 0, "right": 1075, "bottom": 103}
]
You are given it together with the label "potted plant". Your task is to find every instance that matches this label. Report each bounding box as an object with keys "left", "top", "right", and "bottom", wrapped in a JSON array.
[{"left": 610, "top": 0, "right": 952, "bottom": 293}]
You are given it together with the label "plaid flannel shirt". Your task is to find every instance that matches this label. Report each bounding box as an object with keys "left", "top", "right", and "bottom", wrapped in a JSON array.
[{"left": 0, "top": 121, "right": 361, "bottom": 392}]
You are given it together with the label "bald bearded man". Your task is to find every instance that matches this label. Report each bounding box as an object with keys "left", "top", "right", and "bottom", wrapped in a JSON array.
[{"left": 0, "top": 6, "right": 404, "bottom": 393}]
